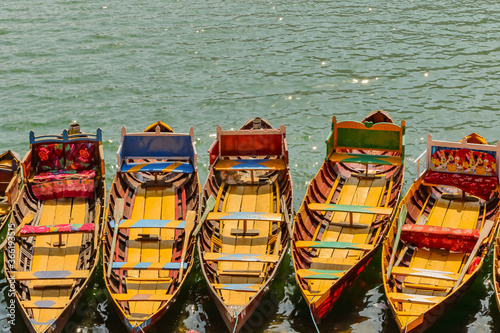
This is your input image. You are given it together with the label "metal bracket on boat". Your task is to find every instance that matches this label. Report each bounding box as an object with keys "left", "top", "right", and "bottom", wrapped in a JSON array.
[
  {"left": 135, "top": 234, "right": 161, "bottom": 241},
  {"left": 330, "top": 212, "right": 369, "bottom": 229}
]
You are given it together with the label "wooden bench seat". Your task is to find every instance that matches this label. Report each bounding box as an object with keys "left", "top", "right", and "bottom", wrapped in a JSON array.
[
  {"left": 18, "top": 223, "right": 94, "bottom": 237},
  {"left": 13, "top": 270, "right": 89, "bottom": 280},
  {"left": 329, "top": 152, "right": 402, "bottom": 166},
  {"left": 307, "top": 203, "right": 393, "bottom": 215},
  {"left": 111, "top": 262, "right": 188, "bottom": 271},
  {"left": 295, "top": 241, "right": 373, "bottom": 251},
  {"left": 296, "top": 269, "right": 345, "bottom": 280},
  {"left": 21, "top": 300, "right": 68, "bottom": 309},
  {"left": 387, "top": 292, "right": 444, "bottom": 305},
  {"left": 214, "top": 159, "right": 286, "bottom": 171},
  {"left": 111, "top": 293, "right": 173, "bottom": 302},
  {"left": 212, "top": 283, "right": 261, "bottom": 292},
  {"left": 204, "top": 252, "right": 279, "bottom": 263},
  {"left": 109, "top": 219, "right": 186, "bottom": 229},
  {"left": 207, "top": 211, "right": 283, "bottom": 222},
  {"left": 390, "top": 266, "right": 460, "bottom": 281},
  {"left": 120, "top": 161, "right": 193, "bottom": 174}
]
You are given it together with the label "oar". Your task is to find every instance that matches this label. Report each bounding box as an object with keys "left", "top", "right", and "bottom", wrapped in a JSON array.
[
  {"left": 107, "top": 198, "right": 125, "bottom": 278},
  {"left": 193, "top": 196, "right": 216, "bottom": 237},
  {"left": 386, "top": 204, "right": 407, "bottom": 281},
  {"left": 178, "top": 210, "right": 196, "bottom": 281},
  {"left": 453, "top": 219, "right": 494, "bottom": 291}
]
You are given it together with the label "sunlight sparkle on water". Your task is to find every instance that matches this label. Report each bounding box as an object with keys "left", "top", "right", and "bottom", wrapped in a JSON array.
[{"left": 312, "top": 146, "right": 317, "bottom": 150}]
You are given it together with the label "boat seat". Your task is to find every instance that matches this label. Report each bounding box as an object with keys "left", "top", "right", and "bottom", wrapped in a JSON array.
[
  {"left": 21, "top": 300, "right": 68, "bottom": 309},
  {"left": 111, "top": 262, "right": 188, "bottom": 271},
  {"left": 204, "top": 252, "right": 279, "bottom": 263},
  {"left": 212, "top": 283, "right": 261, "bottom": 292},
  {"left": 387, "top": 292, "right": 444, "bottom": 305},
  {"left": 218, "top": 270, "right": 264, "bottom": 277},
  {"left": 307, "top": 203, "right": 392, "bottom": 215},
  {"left": 109, "top": 219, "right": 186, "bottom": 229},
  {"left": 400, "top": 224, "right": 480, "bottom": 253},
  {"left": 111, "top": 293, "right": 173, "bottom": 302},
  {"left": 18, "top": 223, "right": 94, "bottom": 237},
  {"left": 329, "top": 152, "right": 402, "bottom": 166},
  {"left": 13, "top": 270, "right": 90, "bottom": 280},
  {"left": 120, "top": 161, "right": 193, "bottom": 174},
  {"left": 207, "top": 212, "right": 283, "bottom": 222},
  {"left": 294, "top": 241, "right": 373, "bottom": 251},
  {"left": 390, "top": 266, "right": 459, "bottom": 281},
  {"left": 214, "top": 158, "right": 286, "bottom": 171},
  {"left": 296, "top": 268, "right": 344, "bottom": 280},
  {"left": 0, "top": 202, "right": 9, "bottom": 216}
]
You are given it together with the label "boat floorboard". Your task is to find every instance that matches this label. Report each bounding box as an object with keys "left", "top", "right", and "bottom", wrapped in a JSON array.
[
  {"left": 398, "top": 197, "right": 480, "bottom": 324},
  {"left": 308, "top": 176, "right": 386, "bottom": 295},
  {"left": 218, "top": 184, "right": 273, "bottom": 307},
  {"left": 127, "top": 186, "right": 176, "bottom": 319},
  {"left": 29, "top": 197, "right": 87, "bottom": 331}
]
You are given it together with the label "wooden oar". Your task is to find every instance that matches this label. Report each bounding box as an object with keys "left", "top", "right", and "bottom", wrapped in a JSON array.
[
  {"left": 386, "top": 204, "right": 407, "bottom": 280},
  {"left": 107, "top": 198, "right": 125, "bottom": 278},
  {"left": 193, "top": 196, "right": 216, "bottom": 237},
  {"left": 178, "top": 210, "right": 196, "bottom": 281},
  {"left": 453, "top": 219, "right": 494, "bottom": 291}
]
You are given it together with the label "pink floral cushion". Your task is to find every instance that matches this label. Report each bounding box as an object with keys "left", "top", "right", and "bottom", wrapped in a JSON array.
[
  {"left": 401, "top": 224, "right": 480, "bottom": 253},
  {"left": 65, "top": 143, "right": 95, "bottom": 171},
  {"left": 20, "top": 223, "right": 95, "bottom": 235},
  {"left": 34, "top": 144, "right": 64, "bottom": 171}
]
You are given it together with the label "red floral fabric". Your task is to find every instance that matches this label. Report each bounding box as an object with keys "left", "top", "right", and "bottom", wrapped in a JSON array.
[
  {"left": 32, "top": 170, "right": 95, "bottom": 200},
  {"left": 401, "top": 224, "right": 480, "bottom": 252},
  {"left": 424, "top": 171, "right": 498, "bottom": 200},
  {"left": 34, "top": 144, "right": 64, "bottom": 171},
  {"left": 20, "top": 223, "right": 95, "bottom": 235},
  {"left": 65, "top": 143, "right": 95, "bottom": 171}
]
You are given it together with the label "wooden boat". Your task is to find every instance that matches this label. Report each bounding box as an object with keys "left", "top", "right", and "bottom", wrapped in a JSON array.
[
  {"left": 0, "top": 150, "right": 21, "bottom": 231},
  {"left": 103, "top": 121, "right": 200, "bottom": 333},
  {"left": 383, "top": 133, "right": 500, "bottom": 333},
  {"left": 4, "top": 124, "right": 105, "bottom": 333},
  {"left": 292, "top": 111, "right": 406, "bottom": 324},
  {"left": 198, "top": 117, "right": 292, "bottom": 332}
]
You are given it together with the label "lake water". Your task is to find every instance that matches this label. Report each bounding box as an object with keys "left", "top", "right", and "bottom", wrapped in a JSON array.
[{"left": 1, "top": 0, "right": 500, "bottom": 332}]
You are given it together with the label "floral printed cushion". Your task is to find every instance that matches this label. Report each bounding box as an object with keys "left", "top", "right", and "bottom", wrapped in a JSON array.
[
  {"left": 401, "top": 224, "right": 480, "bottom": 253},
  {"left": 34, "top": 144, "right": 64, "bottom": 171},
  {"left": 65, "top": 143, "right": 95, "bottom": 171}
]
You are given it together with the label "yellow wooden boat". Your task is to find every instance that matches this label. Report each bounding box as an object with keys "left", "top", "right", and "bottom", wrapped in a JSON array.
[
  {"left": 292, "top": 111, "right": 405, "bottom": 324},
  {"left": 103, "top": 121, "right": 200, "bottom": 332},
  {"left": 4, "top": 124, "right": 106, "bottom": 333},
  {"left": 0, "top": 150, "right": 21, "bottom": 231},
  {"left": 383, "top": 133, "right": 500, "bottom": 333},
  {"left": 198, "top": 117, "right": 293, "bottom": 332}
]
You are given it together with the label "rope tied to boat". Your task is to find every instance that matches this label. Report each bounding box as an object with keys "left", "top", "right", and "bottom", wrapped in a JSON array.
[
  {"left": 308, "top": 304, "right": 320, "bottom": 333},
  {"left": 232, "top": 308, "right": 239, "bottom": 333}
]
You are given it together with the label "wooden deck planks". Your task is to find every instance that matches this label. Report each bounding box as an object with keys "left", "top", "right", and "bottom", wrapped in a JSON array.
[
  {"left": 127, "top": 187, "right": 146, "bottom": 316},
  {"left": 219, "top": 185, "right": 244, "bottom": 305},
  {"left": 401, "top": 196, "right": 480, "bottom": 315},
  {"left": 308, "top": 176, "right": 386, "bottom": 295}
]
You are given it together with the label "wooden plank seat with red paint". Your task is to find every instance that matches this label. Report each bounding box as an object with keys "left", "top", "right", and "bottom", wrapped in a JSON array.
[{"left": 401, "top": 224, "right": 481, "bottom": 253}]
